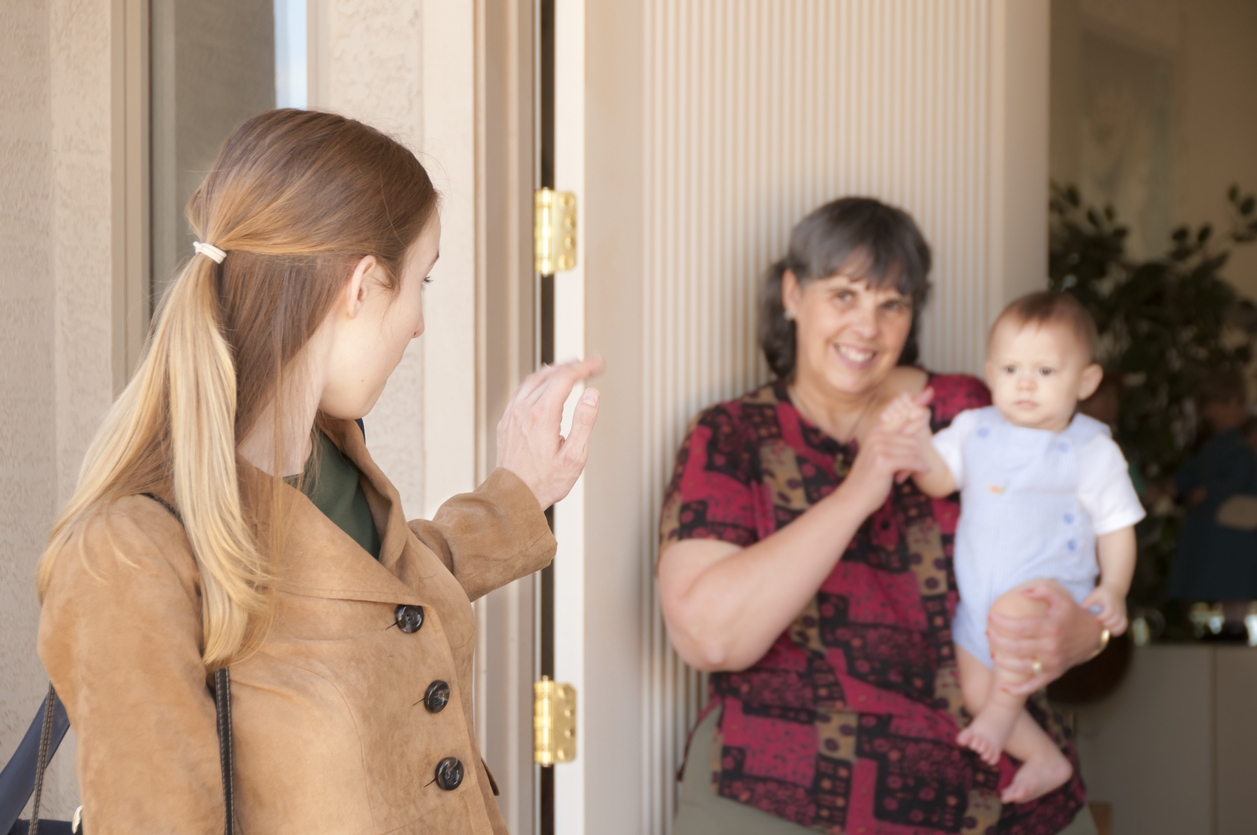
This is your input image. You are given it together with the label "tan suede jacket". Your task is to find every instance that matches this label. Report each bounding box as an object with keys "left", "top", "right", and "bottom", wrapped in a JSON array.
[{"left": 38, "top": 420, "right": 556, "bottom": 834}]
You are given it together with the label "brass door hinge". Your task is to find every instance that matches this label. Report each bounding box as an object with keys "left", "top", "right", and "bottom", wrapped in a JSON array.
[
  {"left": 534, "top": 188, "right": 577, "bottom": 274},
  {"left": 533, "top": 676, "right": 576, "bottom": 765}
]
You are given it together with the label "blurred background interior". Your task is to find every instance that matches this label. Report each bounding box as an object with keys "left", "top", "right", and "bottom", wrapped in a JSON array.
[{"left": 2, "top": 1, "right": 1256, "bottom": 834}]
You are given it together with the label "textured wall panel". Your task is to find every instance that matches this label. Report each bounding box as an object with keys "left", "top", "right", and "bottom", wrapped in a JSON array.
[
  {"left": 639, "top": 2, "right": 996, "bottom": 831},
  {"left": 0, "top": 0, "right": 117, "bottom": 818}
]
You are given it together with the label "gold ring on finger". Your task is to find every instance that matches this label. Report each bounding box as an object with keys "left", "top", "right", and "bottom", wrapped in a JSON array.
[{"left": 1031, "top": 658, "right": 1043, "bottom": 677}]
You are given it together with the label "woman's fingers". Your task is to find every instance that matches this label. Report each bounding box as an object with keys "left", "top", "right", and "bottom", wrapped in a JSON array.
[
  {"left": 563, "top": 387, "right": 600, "bottom": 463},
  {"left": 540, "top": 357, "right": 607, "bottom": 411},
  {"left": 987, "top": 629, "right": 1045, "bottom": 664},
  {"left": 986, "top": 609, "right": 1040, "bottom": 639},
  {"left": 511, "top": 361, "right": 562, "bottom": 407},
  {"left": 1002, "top": 671, "right": 1053, "bottom": 696},
  {"left": 495, "top": 357, "right": 606, "bottom": 509}
]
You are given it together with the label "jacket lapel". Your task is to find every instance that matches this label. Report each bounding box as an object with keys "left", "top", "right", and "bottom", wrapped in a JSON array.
[
  {"left": 238, "top": 435, "right": 421, "bottom": 606},
  {"left": 324, "top": 419, "right": 411, "bottom": 572}
]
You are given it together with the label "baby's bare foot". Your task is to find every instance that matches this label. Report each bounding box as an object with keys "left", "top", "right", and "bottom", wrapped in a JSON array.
[
  {"left": 1000, "top": 748, "right": 1072, "bottom": 804},
  {"left": 956, "top": 701, "right": 1019, "bottom": 767}
]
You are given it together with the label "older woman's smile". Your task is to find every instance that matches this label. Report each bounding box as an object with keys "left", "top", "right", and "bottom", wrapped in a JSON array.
[{"left": 835, "top": 342, "right": 877, "bottom": 364}]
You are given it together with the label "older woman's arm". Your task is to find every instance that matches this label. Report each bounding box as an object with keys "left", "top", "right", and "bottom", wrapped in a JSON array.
[
  {"left": 658, "top": 421, "right": 928, "bottom": 672},
  {"left": 986, "top": 580, "right": 1106, "bottom": 694}
]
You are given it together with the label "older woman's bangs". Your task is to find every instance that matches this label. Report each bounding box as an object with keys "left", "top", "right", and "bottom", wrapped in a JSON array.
[{"left": 795, "top": 203, "right": 931, "bottom": 308}]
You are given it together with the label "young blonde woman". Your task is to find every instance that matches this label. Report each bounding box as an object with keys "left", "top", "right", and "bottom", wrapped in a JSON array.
[{"left": 35, "top": 109, "right": 601, "bottom": 834}]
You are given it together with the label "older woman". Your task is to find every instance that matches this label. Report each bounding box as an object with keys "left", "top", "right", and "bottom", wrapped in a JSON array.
[{"left": 658, "top": 198, "right": 1104, "bottom": 835}]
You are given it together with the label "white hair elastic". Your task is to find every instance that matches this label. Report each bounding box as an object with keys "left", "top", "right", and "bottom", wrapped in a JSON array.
[{"left": 192, "top": 241, "right": 227, "bottom": 264}]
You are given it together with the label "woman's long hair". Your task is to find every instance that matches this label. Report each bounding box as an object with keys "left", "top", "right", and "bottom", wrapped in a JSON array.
[{"left": 36, "top": 109, "right": 438, "bottom": 670}]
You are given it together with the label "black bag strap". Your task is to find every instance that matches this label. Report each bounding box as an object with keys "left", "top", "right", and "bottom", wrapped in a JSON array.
[
  {"left": 0, "top": 685, "right": 70, "bottom": 834},
  {"left": 0, "top": 493, "right": 236, "bottom": 835},
  {"left": 214, "top": 668, "right": 235, "bottom": 835}
]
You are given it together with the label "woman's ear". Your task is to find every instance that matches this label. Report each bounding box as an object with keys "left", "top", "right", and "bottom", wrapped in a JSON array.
[
  {"left": 1078, "top": 363, "right": 1104, "bottom": 401},
  {"left": 781, "top": 269, "right": 801, "bottom": 319},
  {"left": 342, "top": 255, "right": 378, "bottom": 319}
]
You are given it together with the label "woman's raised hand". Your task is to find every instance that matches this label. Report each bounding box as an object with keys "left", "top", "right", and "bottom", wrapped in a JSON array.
[
  {"left": 496, "top": 357, "right": 606, "bottom": 510},
  {"left": 987, "top": 579, "right": 1104, "bottom": 694},
  {"left": 843, "top": 433, "right": 927, "bottom": 515},
  {"left": 840, "top": 388, "right": 933, "bottom": 516}
]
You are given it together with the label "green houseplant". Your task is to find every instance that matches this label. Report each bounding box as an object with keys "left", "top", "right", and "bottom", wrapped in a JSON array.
[{"left": 1047, "top": 183, "right": 1257, "bottom": 636}]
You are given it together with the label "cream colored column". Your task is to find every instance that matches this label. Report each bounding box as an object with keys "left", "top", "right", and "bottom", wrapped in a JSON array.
[
  {"left": 308, "top": 0, "right": 478, "bottom": 520},
  {"left": 576, "top": 2, "right": 1051, "bottom": 833}
]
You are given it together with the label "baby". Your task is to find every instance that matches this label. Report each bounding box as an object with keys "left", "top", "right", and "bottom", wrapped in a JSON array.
[{"left": 883, "top": 291, "right": 1144, "bottom": 803}]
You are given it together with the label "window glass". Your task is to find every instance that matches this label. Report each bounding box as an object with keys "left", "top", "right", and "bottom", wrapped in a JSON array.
[{"left": 151, "top": 0, "right": 306, "bottom": 301}]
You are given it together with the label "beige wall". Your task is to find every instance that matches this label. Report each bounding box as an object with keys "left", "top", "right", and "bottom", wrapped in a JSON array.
[
  {"left": 1051, "top": 0, "right": 1257, "bottom": 297},
  {"left": 0, "top": 0, "right": 117, "bottom": 818}
]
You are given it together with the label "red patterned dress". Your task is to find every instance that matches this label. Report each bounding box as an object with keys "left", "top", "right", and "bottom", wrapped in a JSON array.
[{"left": 660, "top": 374, "right": 1087, "bottom": 835}]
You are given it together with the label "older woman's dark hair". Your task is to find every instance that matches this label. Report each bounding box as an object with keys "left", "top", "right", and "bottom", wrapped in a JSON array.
[{"left": 758, "top": 197, "right": 932, "bottom": 378}]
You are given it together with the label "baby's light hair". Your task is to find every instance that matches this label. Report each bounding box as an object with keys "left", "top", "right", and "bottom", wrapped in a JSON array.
[{"left": 990, "top": 291, "right": 1098, "bottom": 362}]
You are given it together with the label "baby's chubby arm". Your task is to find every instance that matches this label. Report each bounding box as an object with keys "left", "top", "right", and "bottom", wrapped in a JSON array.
[
  {"left": 1081, "top": 526, "right": 1135, "bottom": 635},
  {"left": 879, "top": 391, "right": 957, "bottom": 497}
]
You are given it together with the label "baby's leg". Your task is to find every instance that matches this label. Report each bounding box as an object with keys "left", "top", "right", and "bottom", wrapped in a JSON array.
[
  {"left": 955, "top": 648, "right": 1029, "bottom": 766},
  {"left": 954, "top": 646, "right": 1004, "bottom": 765},
  {"left": 999, "top": 711, "right": 1073, "bottom": 804},
  {"left": 959, "top": 582, "right": 1073, "bottom": 802},
  {"left": 957, "top": 584, "right": 1045, "bottom": 761},
  {"left": 956, "top": 646, "right": 1073, "bottom": 803}
]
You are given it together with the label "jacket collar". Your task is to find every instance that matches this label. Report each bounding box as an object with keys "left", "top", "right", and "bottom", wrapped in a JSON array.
[{"left": 238, "top": 420, "right": 421, "bottom": 606}]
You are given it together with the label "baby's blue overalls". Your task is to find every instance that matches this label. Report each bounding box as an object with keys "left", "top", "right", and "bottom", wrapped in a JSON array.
[{"left": 951, "top": 407, "right": 1105, "bottom": 668}]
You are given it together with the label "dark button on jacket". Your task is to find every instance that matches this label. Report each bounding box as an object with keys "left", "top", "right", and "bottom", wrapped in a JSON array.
[
  {"left": 434, "top": 757, "right": 464, "bottom": 791},
  {"left": 395, "top": 604, "right": 425, "bottom": 633},
  {"left": 424, "top": 680, "right": 451, "bottom": 713}
]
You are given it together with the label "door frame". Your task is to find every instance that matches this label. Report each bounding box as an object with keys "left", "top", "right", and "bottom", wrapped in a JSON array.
[{"left": 475, "top": 2, "right": 542, "bottom": 834}]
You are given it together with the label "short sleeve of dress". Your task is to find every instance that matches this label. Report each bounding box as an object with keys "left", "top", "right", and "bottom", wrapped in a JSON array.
[
  {"left": 927, "top": 373, "right": 991, "bottom": 432},
  {"left": 1077, "top": 434, "right": 1146, "bottom": 535},
  {"left": 659, "top": 403, "right": 763, "bottom": 554}
]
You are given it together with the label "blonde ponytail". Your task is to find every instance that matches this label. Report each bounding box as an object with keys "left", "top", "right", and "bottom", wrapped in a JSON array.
[
  {"left": 166, "top": 255, "right": 271, "bottom": 668},
  {"left": 38, "top": 255, "right": 271, "bottom": 669},
  {"left": 37, "top": 109, "right": 437, "bottom": 670}
]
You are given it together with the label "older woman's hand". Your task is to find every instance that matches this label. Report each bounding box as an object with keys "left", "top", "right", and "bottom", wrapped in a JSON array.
[
  {"left": 987, "top": 579, "right": 1104, "bottom": 695},
  {"left": 496, "top": 357, "right": 605, "bottom": 509},
  {"left": 840, "top": 389, "right": 934, "bottom": 517}
]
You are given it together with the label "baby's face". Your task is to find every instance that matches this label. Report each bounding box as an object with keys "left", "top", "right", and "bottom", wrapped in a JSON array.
[{"left": 984, "top": 318, "right": 1102, "bottom": 433}]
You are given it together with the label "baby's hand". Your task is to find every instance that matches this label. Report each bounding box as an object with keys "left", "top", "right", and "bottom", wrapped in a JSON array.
[
  {"left": 1081, "top": 585, "right": 1128, "bottom": 636},
  {"left": 880, "top": 392, "right": 931, "bottom": 439}
]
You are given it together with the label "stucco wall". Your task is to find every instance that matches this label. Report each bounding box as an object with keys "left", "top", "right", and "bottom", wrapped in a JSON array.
[
  {"left": 0, "top": 0, "right": 59, "bottom": 812},
  {"left": 1, "top": 0, "right": 116, "bottom": 818}
]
